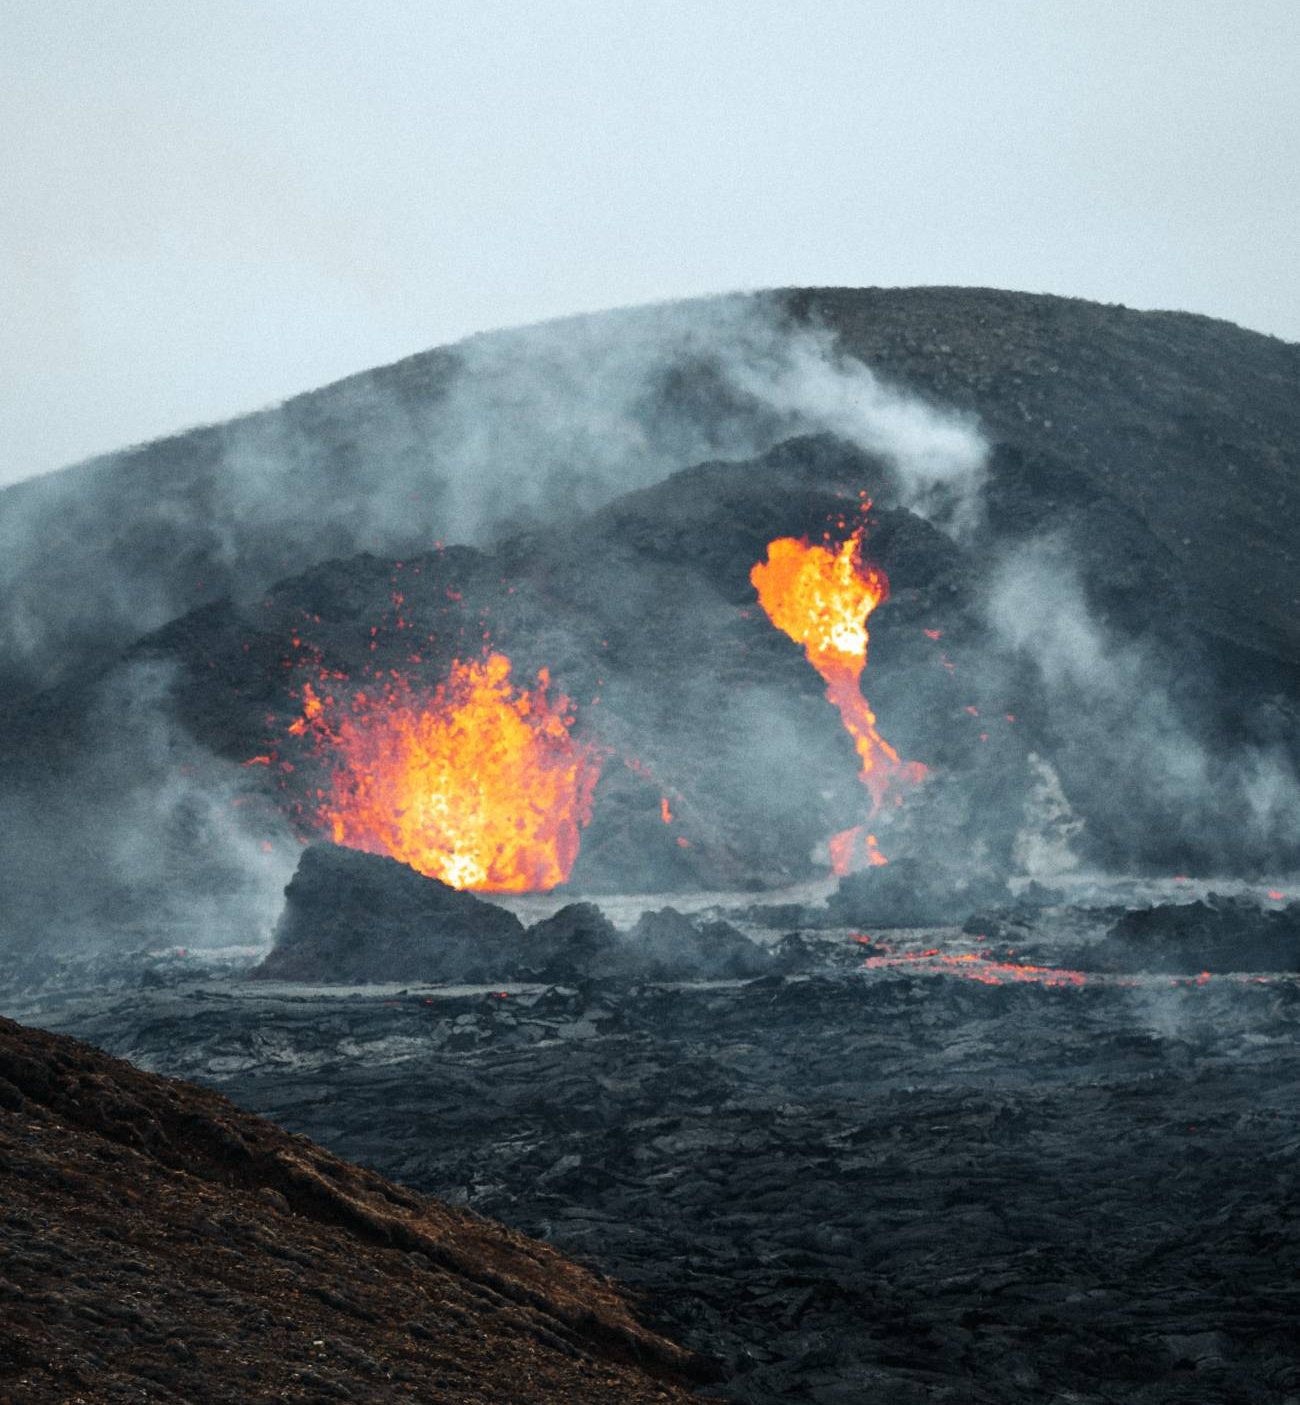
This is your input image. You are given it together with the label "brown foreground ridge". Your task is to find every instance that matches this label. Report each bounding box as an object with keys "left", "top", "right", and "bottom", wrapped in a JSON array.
[{"left": 0, "top": 1015, "right": 706, "bottom": 1403}]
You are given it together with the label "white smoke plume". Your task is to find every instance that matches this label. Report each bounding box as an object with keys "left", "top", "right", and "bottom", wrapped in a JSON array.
[
  {"left": 427, "top": 298, "right": 987, "bottom": 542},
  {"left": 0, "top": 661, "right": 295, "bottom": 955},
  {"left": 0, "top": 294, "right": 987, "bottom": 697},
  {"left": 987, "top": 536, "right": 1300, "bottom": 870}
]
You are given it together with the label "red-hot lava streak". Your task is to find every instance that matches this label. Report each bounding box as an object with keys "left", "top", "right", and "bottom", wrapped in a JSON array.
[
  {"left": 289, "top": 653, "right": 602, "bottom": 892},
  {"left": 750, "top": 523, "right": 925, "bottom": 872}
]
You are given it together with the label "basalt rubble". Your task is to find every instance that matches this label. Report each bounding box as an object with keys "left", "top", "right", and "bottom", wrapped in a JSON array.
[{"left": 10, "top": 886, "right": 1300, "bottom": 1405}]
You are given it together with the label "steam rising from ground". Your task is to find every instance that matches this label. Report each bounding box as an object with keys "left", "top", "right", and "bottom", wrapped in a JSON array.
[
  {"left": 0, "top": 295, "right": 986, "bottom": 699},
  {"left": 0, "top": 663, "right": 295, "bottom": 958},
  {"left": 0, "top": 295, "right": 989, "bottom": 952},
  {"left": 435, "top": 301, "right": 987, "bottom": 542},
  {"left": 987, "top": 537, "right": 1300, "bottom": 871}
]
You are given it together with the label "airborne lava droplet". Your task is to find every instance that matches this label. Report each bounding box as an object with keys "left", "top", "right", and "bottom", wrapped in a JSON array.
[
  {"left": 291, "top": 653, "right": 602, "bottom": 892},
  {"left": 750, "top": 524, "right": 925, "bottom": 872}
]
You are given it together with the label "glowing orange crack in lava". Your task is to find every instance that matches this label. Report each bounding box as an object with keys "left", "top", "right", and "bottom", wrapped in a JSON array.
[
  {"left": 862, "top": 949, "right": 1089, "bottom": 987},
  {"left": 750, "top": 524, "right": 926, "bottom": 872},
  {"left": 291, "top": 653, "right": 602, "bottom": 892}
]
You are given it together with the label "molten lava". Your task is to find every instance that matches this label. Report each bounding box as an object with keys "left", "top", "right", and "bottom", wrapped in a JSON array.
[
  {"left": 861, "top": 948, "right": 1090, "bottom": 988},
  {"left": 750, "top": 525, "right": 925, "bottom": 872},
  {"left": 828, "top": 828, "right": 889, "bottom": 873},
  {"left": 292, "top": 653, "right": 602, "bottom": 892}
]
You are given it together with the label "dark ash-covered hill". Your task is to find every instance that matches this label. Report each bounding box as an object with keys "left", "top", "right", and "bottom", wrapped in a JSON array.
[
  {"left": 1, "top": 288, "right": 1297, "bottom": 954},
  {"left": 3, "top": 287, "right": 1296, "bottom": 705},
  {"left": 790, "top": 288, "right": 1300, "bottom": 664},
  {"left": 0, "top": 1014, "right": 704, "bottom": 1404}
]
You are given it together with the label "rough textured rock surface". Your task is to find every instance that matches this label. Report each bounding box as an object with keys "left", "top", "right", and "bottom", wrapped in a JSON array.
[
  {"left": 1088, "top": 894, "right": 1300, "bottom": 973},
  {"left": 14, "top": 909, "right": 1300, "bottom": 1405},
  {"left": 254, "top": 844, "right": 771, "bottom": 986},
  {"left": 0, "top": 1014, "right": 705, "bottom": 1404},
  {"left": 255, "top": 843, "right": 525, "bottom": 984},
  {"left": 619, "top": 908, "right": 769, "bottom": 981}
]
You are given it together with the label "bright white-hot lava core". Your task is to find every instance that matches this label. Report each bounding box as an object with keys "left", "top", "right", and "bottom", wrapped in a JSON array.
[
  {"left": 290, "top": 653, "right": 602, "bottom": 892},
  {"left": 274, "top": 515, "right": 917, "bottom": 891}
]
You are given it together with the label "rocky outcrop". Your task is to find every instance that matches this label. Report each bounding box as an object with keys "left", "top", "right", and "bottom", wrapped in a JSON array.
[
  {"left": 254, "top": 845, "right": 772, "bottom": 986},
  {"left": 620, "top": 908, "right": 769, "bottom": 981},
  {"left": 1087, "top": 893, "right": 1300, "bottom": 973},
  {"left": 254, "top": 842, "right": 526, "bottom": 984}
]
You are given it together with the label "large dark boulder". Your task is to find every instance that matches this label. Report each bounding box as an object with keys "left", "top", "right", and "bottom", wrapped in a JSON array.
[
  {"left": 620, "top": 907, "right": 770, "bottom": 981},
  {"left": 254, "top": 843, "right": 525, "bottom": 983},
  {"left": 254, "top": 847, "right": 781, "bottom": 987}
]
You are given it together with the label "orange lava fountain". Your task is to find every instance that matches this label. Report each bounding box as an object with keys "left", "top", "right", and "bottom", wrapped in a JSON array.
[
  {"left": 291, "top": 653, "right": 602, "bottom": 892},
  {"left": 750, "top": 525, "right": 925, "bottom": 872}
]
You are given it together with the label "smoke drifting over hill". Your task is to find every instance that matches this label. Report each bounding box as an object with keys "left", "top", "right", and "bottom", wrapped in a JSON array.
[
  {"left": 0, "top": 295, "right": 984, "bottom": 701},
  {"left": 438, "top": 302, "right": 988, "bottom": 541},
  {"left": 1, "top": 288, "right": 1298, "bottom": 960}
]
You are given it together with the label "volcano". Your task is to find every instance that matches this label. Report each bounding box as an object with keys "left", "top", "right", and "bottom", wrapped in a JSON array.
[
  {"left": 2, "top": 288, "right": 1299, "bottom": 1402},
  {"left": 2, "top": 290, "right": 1298, "bottom": 950}
]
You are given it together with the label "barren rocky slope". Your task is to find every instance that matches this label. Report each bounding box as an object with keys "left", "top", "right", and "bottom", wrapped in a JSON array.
[
  {"left": 3, "top": 287, "right": 1296, "bottom": 703},
  {"left": 13, "top": 900, "right": 1300, "bottom": 1405},
  {"left": 0, "top": 1015, "right": 705, "bottom": 1404},
  {"left": 790, "top": 287, "right": 1300, "bottom": 663}
]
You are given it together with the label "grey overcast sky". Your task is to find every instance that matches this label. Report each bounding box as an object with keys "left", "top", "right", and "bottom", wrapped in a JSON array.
[{"left": 2, "top": 0, "right": 1297, "bottom": 487}]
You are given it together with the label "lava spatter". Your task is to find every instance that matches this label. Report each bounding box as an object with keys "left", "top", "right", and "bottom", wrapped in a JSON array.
[
  {"left": 290, "top": 653, "right": 602, "bottom": 892},
  {"left": 751, "top": 523, "right": 925, "bottom": 872}
]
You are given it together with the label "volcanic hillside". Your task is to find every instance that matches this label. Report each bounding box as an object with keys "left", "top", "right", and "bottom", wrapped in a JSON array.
[
  {"left": 0, "top": 1013, "right": 704, "bottom": 1403},
  {"left": 1, "top": 289, "right": 1298, "bottom": 953},
  {"left": 2, "top": 287, "right": 1296, "bottom": 703}
]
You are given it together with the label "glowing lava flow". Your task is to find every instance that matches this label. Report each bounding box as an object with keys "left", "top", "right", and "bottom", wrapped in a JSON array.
[
  {"left": 750, "top": 525, "right": 925, "bottom": 872},
  {"left": 861, "top": 948, "right": 1089, "bottom": 988},
  {"left": 291, "top": 653, "right": 602, "bottom": 892}
]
